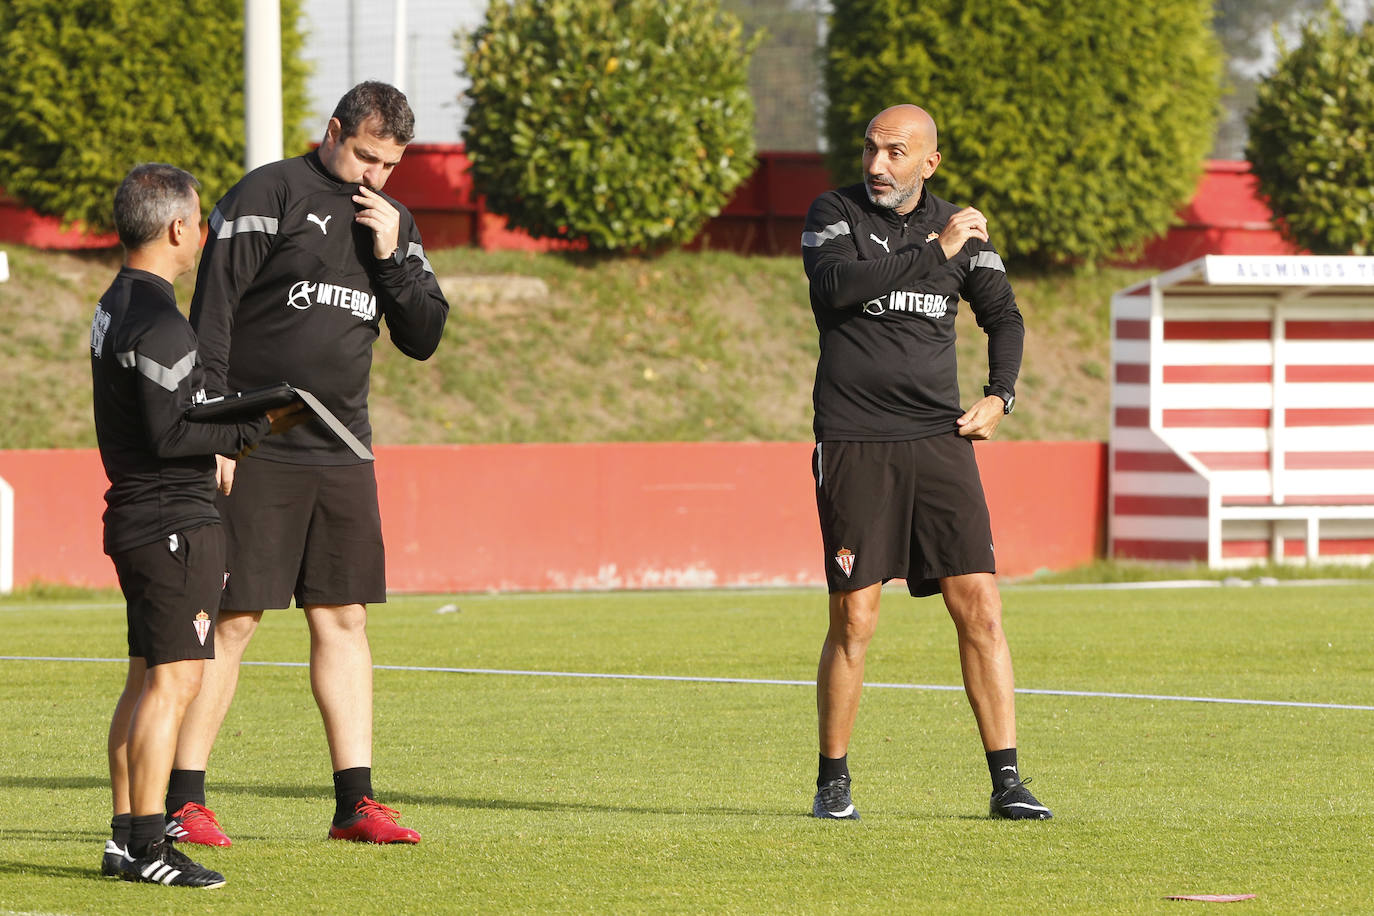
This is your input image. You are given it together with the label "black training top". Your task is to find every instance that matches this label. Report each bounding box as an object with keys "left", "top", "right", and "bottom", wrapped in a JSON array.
[
  {"left": 90, "top": 267, "right": 270, "bottom": 555},
  {"left": 189, "top": 150, "right": 450, "bottom": 465},
  {"left": 802, "top": 183, "right": 1024, "bottom": 442}
]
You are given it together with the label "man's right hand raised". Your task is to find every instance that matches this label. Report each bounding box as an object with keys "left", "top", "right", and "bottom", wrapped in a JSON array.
[{"left": 936, "top": 207, "right": 989, "bottom": 259}]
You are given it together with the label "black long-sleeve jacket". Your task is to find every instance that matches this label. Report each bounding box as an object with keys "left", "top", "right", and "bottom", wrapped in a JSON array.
[
  {"left": 802, "top": 184, "right": 1024, "bottom": 442},
  {"left": 189, "top": 150, "right": 449, "bottom": 465},
  {"left": 91, "top": 267, "right": 270, "bottom": 555}
]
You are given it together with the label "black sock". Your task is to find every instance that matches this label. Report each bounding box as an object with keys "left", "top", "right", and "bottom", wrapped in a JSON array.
[
  {"left": 110, "top": 812, "right": 131, "bottom": 848},
  {"left": 129, "top": 814, "right": 164, "bottom": 858},
  {"left": 817, "top": 753, "right": 849, "bottom": 788},
  {"left": 987, "top": 747, "right": 1019, "bottom": 790},
  {"left": 165, "top": 768, "right": 206, "bottom": 818},
  {"left": 333, "top": 767, "right": 373, "bottom": 825}
]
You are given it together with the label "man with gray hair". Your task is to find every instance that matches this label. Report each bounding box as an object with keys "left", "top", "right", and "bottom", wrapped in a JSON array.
[
  {"left": 167, "top": 81, "right": 449, "bottom": 846},
  {"left": 93, "top": 163, "right": 294, "bottom": 886},
  {"left": 801, "top": 104, "right": 1050, "bottom": 822}
]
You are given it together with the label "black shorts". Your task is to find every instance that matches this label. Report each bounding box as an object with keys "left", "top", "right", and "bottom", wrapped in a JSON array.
[
  {"left": 813, "top": 435, "right": 995, "bottom": 597},
  {"left": 216, "top": 457, "right": 386, "bottom": 610},
  {"left": 111, "top": 524, "right": 224, "bottom": 667}
]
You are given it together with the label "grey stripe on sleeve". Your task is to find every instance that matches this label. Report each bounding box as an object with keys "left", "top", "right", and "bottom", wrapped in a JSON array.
[
  {"left": 131, "top": 350, "right": 197, "bottom": 392},
  {"left": 970, "top": 250, "right": 1005, "bottom": 272},
  {"left": 210, "top": 208, "right": 280, "bottom": 240},
  {"left": 406, "top": 241, "right": 434, "bottom": 274},
  {"left": 801, "top": 221, "right": 851, "bottom": 248}
]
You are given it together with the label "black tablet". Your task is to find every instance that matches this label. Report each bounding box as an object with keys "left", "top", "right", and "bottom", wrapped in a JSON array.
[
  {"left": 187, "top": 382, "right": 301, "bottom": 421},
  {"left": 186, "top": 383, "right": 373, "bottom": 460}
]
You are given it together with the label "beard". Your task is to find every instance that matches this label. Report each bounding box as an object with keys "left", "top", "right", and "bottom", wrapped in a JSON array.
[{"left": 865, "top": 173, "right": 921, "bottom": 210}]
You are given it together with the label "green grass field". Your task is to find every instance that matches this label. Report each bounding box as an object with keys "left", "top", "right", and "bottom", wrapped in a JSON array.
[{"left": 2, "top": 583, "right": 1372, "bottom": 914}]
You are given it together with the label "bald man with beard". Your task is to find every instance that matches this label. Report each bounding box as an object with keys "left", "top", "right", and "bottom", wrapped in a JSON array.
[{"left": 801, "top": 104, "right": 1051, "bottom": 822}]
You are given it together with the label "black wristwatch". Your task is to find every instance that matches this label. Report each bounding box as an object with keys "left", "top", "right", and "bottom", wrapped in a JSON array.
[{"left": 984, "top": 386, "right": 1015, "bottom": 414}]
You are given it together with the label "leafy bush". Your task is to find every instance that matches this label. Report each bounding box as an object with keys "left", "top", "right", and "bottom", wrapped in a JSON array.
[
  {"left": 1246, "top": 2, "right": 1374, "bottom": 255},
  {"left": 0, "top": 0, "right": 310, "bottom": 234},
  {"left": 460, "top": 0, "right": 762, "bottom": 251},
  {"left": 823, "top": 0, "right": 1223, "bottom": 265}
]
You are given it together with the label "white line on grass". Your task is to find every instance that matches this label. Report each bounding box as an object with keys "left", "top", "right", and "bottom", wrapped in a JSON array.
[
  {"left": 3, "top": 655, "right": 1372, "bottom": 712},
  {"left": 1007, "top": 578, "right": 1369, "bottom": 592},
  {"left": 0, "top": 602, "right": 124, "bottom": 613}
]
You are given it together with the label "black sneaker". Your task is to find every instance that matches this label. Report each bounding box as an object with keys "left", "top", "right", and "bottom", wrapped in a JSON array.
[
  {"left": 812, "top": 774, "right": 860, "bottom": 820},
  {"left": 101, "top": 840, "right": 127, "bottom": 878},
  {"left": 989, "top": 776, "right": 1052, "bottom": 820},
  {"left": 123, "top": 840, "right": 226, "bottom": 888}
]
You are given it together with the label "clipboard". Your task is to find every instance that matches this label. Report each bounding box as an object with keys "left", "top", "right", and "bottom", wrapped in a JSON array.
[{"left": 188, "top": 382, "right": 374, "bottom": 461}]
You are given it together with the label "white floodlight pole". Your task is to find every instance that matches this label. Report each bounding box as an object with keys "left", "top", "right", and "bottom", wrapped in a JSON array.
[
  {"left": 393, "top": 0, "right": 408, "bottom": 90},
  {"left": 244, "top": 0, "right": 284, "bottom": 171},
  {"left": 0, "top": 475, "right": 13, "bottom": 594}
]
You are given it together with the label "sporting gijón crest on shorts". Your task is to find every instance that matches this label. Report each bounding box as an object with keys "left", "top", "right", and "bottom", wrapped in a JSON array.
[
  {"left": 189, "top": 150, "right": 450, "bottom": 466},
  {"left": 801, "top": 184, "right": 1024, "bottom": 443},
  {"left": 193, "top": 609, "right": 212, "bottom": 646}
]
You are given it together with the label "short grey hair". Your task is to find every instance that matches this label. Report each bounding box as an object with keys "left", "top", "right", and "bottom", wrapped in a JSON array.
[{"left": 113, "top": 163, "right": 201, "bottom": 250}]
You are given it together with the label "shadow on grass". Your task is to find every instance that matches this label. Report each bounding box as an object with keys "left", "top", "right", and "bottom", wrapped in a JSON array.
[
  {"left": 0, "top": 775, "right": 105, "bottom": 791},
  {"left": 0, "top": 827, "right": 107, "bottom": 843},
  {"left": 0, "top": 774, "right": 789, "bottom": 819},
  {"left": 0, "top": 775, "right": 1007, "bottom": 822},
  {"left": 208, "top": 783, "right": 1013, "bottom": 821},
  {"left": 0, "top": 858, "right": 106, "bottom": 881},
  {"left": 205, "top": 780, "right": 790, "bottom": 818}
]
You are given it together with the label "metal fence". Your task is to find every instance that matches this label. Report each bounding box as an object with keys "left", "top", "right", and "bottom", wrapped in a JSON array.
[{"left": 298, "top": 0, "right": 830, "bottom": 150}]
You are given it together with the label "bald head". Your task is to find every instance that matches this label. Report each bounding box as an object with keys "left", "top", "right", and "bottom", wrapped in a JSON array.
[
  {"left": 867, "top": 104, "right": 938, "bottom": 149},
  {"left": 862, "top": 104, "right": 941, "bottom": 214}
]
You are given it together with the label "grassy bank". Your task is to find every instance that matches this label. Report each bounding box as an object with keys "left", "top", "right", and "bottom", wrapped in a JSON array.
[{"left": 0, "top": 243, "right": 1150, "bottom": 449}]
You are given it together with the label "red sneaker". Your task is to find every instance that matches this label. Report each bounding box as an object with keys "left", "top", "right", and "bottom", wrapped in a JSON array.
[
  {"left": 165, "top": 802, "right": 233, "bottom": 847},
  {"left": 327, "top": 797, "right": 421, "bottom": 844}
]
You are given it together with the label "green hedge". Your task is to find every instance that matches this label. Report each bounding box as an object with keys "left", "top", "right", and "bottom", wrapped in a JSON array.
[
  {"left": 460, "top": 0, "right": 761, "bottom": 251},
  {"left": 1246, "top": 3, "right": 1374, "bottom": 256},
  {"left": 823, "top": 0, "right": 1223, "bottom": 265},
  {"left": 0, "top": 0, "right": 310, "bottom": 234}
]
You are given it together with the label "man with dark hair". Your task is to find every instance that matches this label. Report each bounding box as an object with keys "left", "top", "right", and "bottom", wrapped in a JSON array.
[
  {"left": 94, "top": 163, "right": 294, "bottom": 886},
  {"left": 330, "top": 79, "right": 416, "bottom": 144},
  {"left": 802, "top": 104, "right": 1051, "bottom": 822},
  {"left": 168, "top": 81, "right": 448, "bottom": 845}
]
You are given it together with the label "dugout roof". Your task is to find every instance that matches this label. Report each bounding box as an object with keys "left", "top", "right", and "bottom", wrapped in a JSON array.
[{"left": 1117, "top": 254, "right": 1374, "bottom": 301}]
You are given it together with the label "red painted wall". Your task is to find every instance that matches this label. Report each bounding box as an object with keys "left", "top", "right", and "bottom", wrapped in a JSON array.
[
  {"left": 0, "top": 449, "right": 112, "bottom": 587},
  {"left": 0, "top": 441, "right": 1105, "bottom": 593},
  {"left": 2, "top": 152, "right": 1296, "bottom": 266},
  {"left": 380, "top": 150, "right": 1301, "bottom": 265},
  {"left": 1133, "top": 161, "right": 1297, "bottom": 265},
  {"left": 0, "top": 195, "right": 118, "bottom": 249},
  {"left": 976, "top": 440, "right": 1108, "bottom": 575}
]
